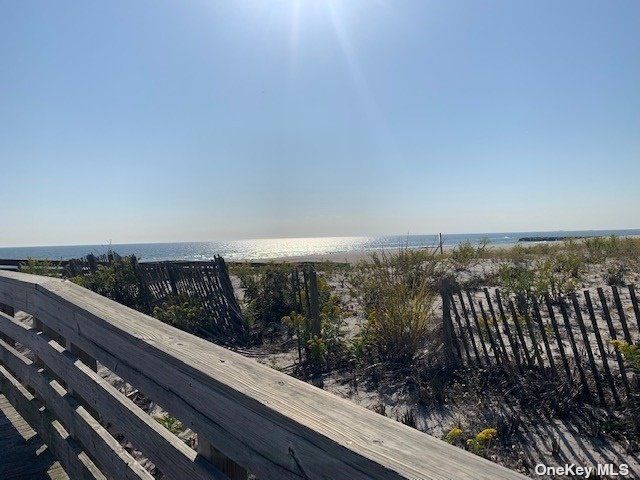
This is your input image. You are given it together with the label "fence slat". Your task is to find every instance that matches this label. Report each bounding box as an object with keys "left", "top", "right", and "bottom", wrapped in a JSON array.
[
  {"left": 0, "top": 302, "right": 14, "bottom": 346},
  {"left": 494, "top": 290, "right": 524, "bottom": 374},
  {"left": 597, "top": 288, "right": 632, "bottom": 398},
  {"left": 462, "top": 291, "right": 492, "bottom": 366},
  {"left": 583, "top": 290, "right": 621, "bottom": 407},
  {"left": 530, "top": 296, "right": 558, "bottom": 379},
  {"left": 611, "top": 286, "right": 633, "bottom": 343},
  {"left": 557, "top": 297, "right": 591, "bottom": 402},
  {"left": 569, "top": 293, "right": 606, "bottom": 406},
  {"left": 629, "top": 285, "right": 640, "bottom": 337},
  {"left": 482, "top": 290, "right": 511, "bottom": 370},
  {"left": 543, "top": 295, "right": 572, "bottom": 380},
  {"left": 454, "top": 292, "right": 482, "bottom": 364},
  {"left": 478, "top": 301, "right": 503, "bottom": 366},
  {"left": 449, "top": 294, "right": 472, "bottom": 362},
  {"left": 520, "top": 300, "right": 545, "bottom": 370},
  {"left": 507, "top": 299, "right": 533, "bottom": 367}
]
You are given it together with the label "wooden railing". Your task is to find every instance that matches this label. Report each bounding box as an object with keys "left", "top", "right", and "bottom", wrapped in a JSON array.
[{"left": 0, "top": 271, "right": 526, "bottom": 479}]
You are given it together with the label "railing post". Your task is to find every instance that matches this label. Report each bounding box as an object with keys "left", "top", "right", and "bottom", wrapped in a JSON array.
[{"left": 197, "top": 436, "right": 248, "bottom": 479}]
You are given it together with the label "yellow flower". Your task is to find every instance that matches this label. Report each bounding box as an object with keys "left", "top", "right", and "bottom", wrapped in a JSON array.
[
  {"left": 445, "top": 427, "right": 463, "bottom": 443},
  {"left": 475, "top": 428, "right": 497, "bottom": 443}
]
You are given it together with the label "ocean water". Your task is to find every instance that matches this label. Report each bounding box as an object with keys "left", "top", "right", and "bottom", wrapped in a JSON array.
[{"left": 0, "top": 229, "right": 639, "bottom": 262}]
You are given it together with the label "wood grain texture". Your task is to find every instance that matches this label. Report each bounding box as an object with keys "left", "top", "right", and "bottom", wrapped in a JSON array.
[
  {"left": 0, "top": 314, "right": 226, "bottom": 480},
  {"left": 0, "top": 270, "right": 527, "bottom": 480},
  {"left": 0, "top": 364, "right": 103, "bottom": 480},
  {"left": 0, "top": 326, "right": 152, "bottom": 480},
  {"left": 0, "top": 393, "right": 68, "bottom": 480}
]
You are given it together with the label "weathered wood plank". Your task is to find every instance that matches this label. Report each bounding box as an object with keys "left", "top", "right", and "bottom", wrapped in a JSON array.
[
  {"left": 0, "top": 393, "right": 67, "bottom": 480},
  {"left": 0, "top": 364, "right": 103, "bottom": 480},
  {"left": 0, "top": 270, "right": 527, "bottom": 480},
  {"left": 0, "top": 325, "right": 152, "bottom": 480},
  {"left": 0, "top": 314, "right": 226, "bottom": 480}
]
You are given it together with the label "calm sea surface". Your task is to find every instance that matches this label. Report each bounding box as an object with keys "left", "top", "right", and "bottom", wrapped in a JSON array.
[
  {"left": 0, "top": 230, "right": 640, "bottom": 261},
  {"left": 1, "top": 230, "right": 639, "bottom": 262}
]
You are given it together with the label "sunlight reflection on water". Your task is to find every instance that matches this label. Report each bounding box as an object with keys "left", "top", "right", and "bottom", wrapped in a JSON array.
[{"left": 1, "top": 230, "right": 639, "bottom": 262}]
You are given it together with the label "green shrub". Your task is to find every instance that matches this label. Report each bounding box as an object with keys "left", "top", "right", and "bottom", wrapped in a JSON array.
[
  {"left": 449, "top": 238, "right": 490, "bottom": 271},
  {"left": 466, "top": 428, "right": 498, "bottom": 455},
  {"left": 236, "top": 264, "right": 298, "bottom": 326},
  {"left": 583, "top": 237, "right": 609, "bottom": 263},
  {"left": 348, "top": 317, "right": 378, "bottom": 364},
  {"left": 153, "top": 295, "right": 207, "bottom": 333},
  {"left": 307, "top": 335, "right": 328, "bottom": 369},
  {"left": 71, "top": 257, "right": 150, "bottom": 313},
  {"left": 282, "top": 293, "right": 346, "bottom": 372},
  {"left": 350, "top": 249, "right": 437, "bottom": 366},
  {"left": 444, "top": 427, "right": 463, "bottom": 444},
  {"left": 155, "top": 414, "right": 182, "bottom": 436},
  {"left": 19, "top": 258, "right": 60, "bottom": 277},
  {"left": 611, "top": 340, "right": 640, "bottom": 371},
  {"left": 604, "top": 262, "right": 628, "bottom": 286},
  {"left": 497, "top": 253, "right": 582, "bottom": 312}
]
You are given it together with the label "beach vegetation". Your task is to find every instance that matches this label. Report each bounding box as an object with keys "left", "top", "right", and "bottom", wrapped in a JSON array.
[
  {"left": 155, "top": 414, "right": 182, "bottom": 436},
  {"left": 611, "top": 340, "right": 640, "bottom": 371},
  {"left": 70, "top": 256, "right": 150, "bottom": 313},
  {"left": 307, "top": 335, "right": 328, "bottom": 369},
  {"left": 449, "top": 237, "right": 490, "bottom": 270},
  {"left": 236, "top": 262, "right": 347, "bottom": 364},
  {"left": 497, "top": 252, "right": 583, "bottom": 312},
  {"left": 19, "top": 258, "right": 60, "bottom": 277},
  {"left": 604, "top": 262, "right": 628, "bottom": 286},
  {"left": 282, "top": 294, "right": 346, "bottom": 372},
  {"left": 349, "top": 248, "right": 437, "bottom": 366},
  {"left": 235, "top": 263, "right": 299, "bottom": 326},
  {"left": 347, "top": 316, "right": 378, "bottom": 364},
  {"left": 486, "top": 235, "right": 640, "bottom": 268},
  {"left": 466, "top": 428, "right": 498, "bottom": 455},
  {"left": 153, "top": 294, "right": 207, "bottom": 334},
  {"left": 445, "top": 427, "right": 463, "bottom": 444}
]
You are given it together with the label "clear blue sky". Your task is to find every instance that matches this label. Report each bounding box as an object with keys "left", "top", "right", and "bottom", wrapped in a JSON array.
[{"left": 1, "top": 1, "right": 638, "bottom": 246}]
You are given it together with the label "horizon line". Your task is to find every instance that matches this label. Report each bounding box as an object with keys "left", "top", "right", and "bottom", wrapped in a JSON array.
[{"left": 2, "top": 227, "right": 640, "bottom": 249}]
